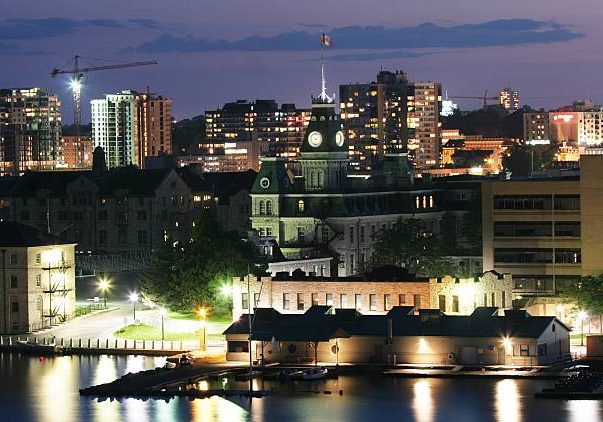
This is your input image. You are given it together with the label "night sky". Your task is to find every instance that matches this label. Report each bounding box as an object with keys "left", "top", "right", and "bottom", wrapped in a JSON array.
[{"left": 2, "top": 0, "right": 602, "bottom": 121}]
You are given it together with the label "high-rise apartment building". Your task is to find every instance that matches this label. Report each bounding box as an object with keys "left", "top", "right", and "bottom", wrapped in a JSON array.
[
  {"left": 524, "top": 109, "right": 603, "bottom": 147},
  {"left": 523, "top": 112, "right": 550, "bottom": 143},
  {"left": 91, "top": 90, "right": 172, "bottom": 169},
  {"left": 0, "top": 88, "right": 62, "bottom": 176},
  {"left": 204, "top": 100, "right": 310, "bottom": 169},
  {"left": 339, "top": 70, "right": 409, "bottom": 172},
  {"left": 409, "top": 82, "right": 442, "bottom": 168},
  {"left": 499, "top": 88, "right": 520, "bottom": 111},
  {"left": 58, "top": 136, "right": 93, "bottom": 168}
]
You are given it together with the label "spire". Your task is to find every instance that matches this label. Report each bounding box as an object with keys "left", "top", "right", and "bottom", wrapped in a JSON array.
[{"left": 315, "top": 33, "right": 334, "bottom": 104}]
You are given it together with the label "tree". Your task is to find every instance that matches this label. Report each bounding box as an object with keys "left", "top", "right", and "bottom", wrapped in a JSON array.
[
  {"left": 562, "top": 275, "right": 603, "bottom": 316},
  {"left": 141, "top": 208, "right": 265, "bottom": 311},
  {"left": 371, "top": 217, "right": 457, "bottom": 277},
  {"left": 172, "top": 115, "right": 205, "bottom": 155}
]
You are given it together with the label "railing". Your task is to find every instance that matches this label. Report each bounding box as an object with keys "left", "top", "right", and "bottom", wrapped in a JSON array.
[{"left": 0, "top": 336, "right": 198, "bottom": 354}]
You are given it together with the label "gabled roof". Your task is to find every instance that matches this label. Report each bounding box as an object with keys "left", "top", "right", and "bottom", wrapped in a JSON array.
[
  {"left": 0, "top": 222, "right": 59, "bottom": 247},
  {"left": 223, "top": 306, "right": 566, "bottom": 342}
]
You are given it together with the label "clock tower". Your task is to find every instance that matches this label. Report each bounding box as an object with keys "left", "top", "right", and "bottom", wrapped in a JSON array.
[{"left": 300, "top": 96, "right": 348, "bottom": 191}]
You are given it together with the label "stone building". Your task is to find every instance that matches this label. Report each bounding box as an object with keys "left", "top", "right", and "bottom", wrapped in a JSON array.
[
  {"left": 0, "top": 222, "right": 76, "bottom": 334},
  {"left": 230, "top": 271, "right": 512, "bottom": 321}
]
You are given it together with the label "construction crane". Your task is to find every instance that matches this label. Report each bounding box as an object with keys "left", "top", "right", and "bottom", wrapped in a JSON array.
[
  {"left": 449, "top": 89, "right": 499, "bottom": 109},
  {"left": 50, "top": 55, "right": 157, "bottom": 166}
]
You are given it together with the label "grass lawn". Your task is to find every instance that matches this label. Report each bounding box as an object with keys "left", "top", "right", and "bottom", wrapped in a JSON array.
[
  {"left": 168, "top": 310, "right": 232, "bottom": 324},
  {"left": 114, "top": 323, "right": 226, "bottom": 342},
  {"left": 570, "top": 332, "right": 601, "bottom": 346}
]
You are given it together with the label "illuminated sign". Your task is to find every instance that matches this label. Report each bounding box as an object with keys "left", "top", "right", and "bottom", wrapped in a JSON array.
[{"left": 552, "top": 114, "right": 576, "bottom": 122}]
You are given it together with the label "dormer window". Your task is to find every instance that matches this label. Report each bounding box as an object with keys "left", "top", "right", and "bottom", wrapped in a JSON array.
[{"left": 298, "top": 200, "right": 305, "bottom": 213}]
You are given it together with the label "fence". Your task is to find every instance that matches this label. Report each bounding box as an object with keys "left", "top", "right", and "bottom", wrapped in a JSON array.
[{"left": 0, "top": 336, "right": 199, "bottom": 356}]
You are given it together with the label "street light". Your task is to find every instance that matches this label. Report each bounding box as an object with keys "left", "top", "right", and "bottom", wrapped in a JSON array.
[
  {"left": 129, "top": 292, "right": 139, "bottom": 321},
  {"left": 197, "top": 307, "right": 207, "bottom": 351},
  {"left": 98, "top": 278, "right": 110, "bottom": 308},
  {"left": 159, "top": 307, "right": 166, "bottom": 341},
  {"left": 578, "top": 310, "right": 588, "bottom": 346}
]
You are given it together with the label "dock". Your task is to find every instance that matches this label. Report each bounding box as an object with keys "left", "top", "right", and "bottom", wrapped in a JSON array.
[{"left": 383, "top": 365, "right": 563, "bottom": 379}]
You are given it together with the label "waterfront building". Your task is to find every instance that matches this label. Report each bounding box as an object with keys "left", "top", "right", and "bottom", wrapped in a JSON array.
[
  {"left": 231, "top": 271, "right": 512, "bottom": 321},
  {"left": 339, "top": 70, "right": 409, "bottom": 172},
  {"left": 498, "top": 88, "right": 520, "bottom": 111},
  {"left": 0, "top": 222, "right": 76, "bottom": 334},
  {"left": 0, "top": 88, "right": 62, "bottom": 176},
  {"left": 91, "top": 90, "right": 172, "bottom": 169},
  {"left": 481, "top": 155, "right": 603, "bottom": 316},
  {"left": 224, "top": 306, "right": 570, "bottom": 366},
  {"left": 409, "top": 82, "right": 443, "bottom": 168}
]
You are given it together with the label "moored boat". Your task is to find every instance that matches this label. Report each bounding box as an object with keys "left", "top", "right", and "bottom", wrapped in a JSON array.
[{"left": 292, "top": 367, "right": 328, "bottom": 381}]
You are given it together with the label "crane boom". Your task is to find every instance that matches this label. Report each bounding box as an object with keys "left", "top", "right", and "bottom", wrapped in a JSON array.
[{"left": 51, "top": 60, "right": 158, "bottom": 77}]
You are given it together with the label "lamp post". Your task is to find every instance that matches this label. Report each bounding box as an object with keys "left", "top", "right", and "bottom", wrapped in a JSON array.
[
  {"left": 99, "top": 278, "right": 110, "bottom": 309},
  {"left": 578, "top": 311, "right": 588, "bottom": 347},
  {"left": 129, "top": 292, "right": 139, "bottom": 322},
  {"left": 197, "top": 307, "right": 207, "bottom": 351},
  {"left": 160, "top": 307, "right": 166, "bottom": 341}
]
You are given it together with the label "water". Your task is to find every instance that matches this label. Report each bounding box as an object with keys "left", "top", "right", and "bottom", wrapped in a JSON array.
[{"left": 0, "top": 353, "right": 601, "bottom": 422}]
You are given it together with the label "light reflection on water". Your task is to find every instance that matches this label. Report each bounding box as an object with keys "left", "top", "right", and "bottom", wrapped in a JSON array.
[{"left": 1, "top": 353, "right": 602, "bottom": 422}]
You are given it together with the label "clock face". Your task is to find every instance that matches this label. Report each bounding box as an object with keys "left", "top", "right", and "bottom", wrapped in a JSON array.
[
  {"left": 335, "top": 131, "right": 345, "bottom": 147},
  {"left": 260, "top": 177, "right": 270, "bottom": 189},
  {"left": 308, "top": 131, "right": 323, "bottom": 147}
]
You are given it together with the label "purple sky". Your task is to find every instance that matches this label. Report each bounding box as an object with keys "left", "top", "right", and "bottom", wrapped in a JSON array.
[{"left": 3, "top": 0, "right": 603, "bottom": 121}]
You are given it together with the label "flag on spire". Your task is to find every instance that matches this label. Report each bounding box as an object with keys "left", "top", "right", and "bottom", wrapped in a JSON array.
[{"left": 320, "top": 33, "right": 332, "bottom": 48}]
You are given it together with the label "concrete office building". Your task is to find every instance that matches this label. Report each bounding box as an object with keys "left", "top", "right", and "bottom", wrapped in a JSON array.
[
  {"left": 0, "top": 222, "right": 76, "bottom": 334},
  {"left": 91, "top": 90, "right": 172, "bottom": 169},
  {"left": 339, "top": 70, "right": 409, "bottom": 172},
  {"left": 0, "top": 88, "right": 62, "bottom": 176},
  {"left": 482, "top": 155, "right": 603, "bottom": 315},
  {"left": 409, "top": 82, "right": 442, "bottom": 169}
]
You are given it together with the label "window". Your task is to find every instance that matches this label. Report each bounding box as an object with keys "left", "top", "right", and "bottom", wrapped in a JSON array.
[
  {"left": 399, "top": 294, "right": 406, "bottom": 306},
  {"left": 298, "top": 200, "right": 305, "bottom": 213},
  {"left": 537, "top": 343, "right": 547, "bottom": 356},
  {"left": 297, "top": 227, "right": 305, "bottom": 243},
  {"left": 355, "top": 294, "right": 363, "bottom": 310},
  {"left": 491, "top": 292, "right": 496, "bottom": 307},
  {"left": 227, "top": 341, "right": 249, "bottom": 353},
  {"left": 312, "top": 293, "right": 319, "bottom": 306},
  {"left": 483, "top": 293, "right": 488, "bottom": 307},
  {"left": 349, "top": 226, "right": 355, "bottom": 244},
  {"left": 452, "top": 295, "right": 459, "bottom": 313},
  {"left": 9, "top": 254, "right": 17, "bottom": 264},
  {"left": 438, "top": 295, "right": 446, "bottom": 312},
  {"left": 138, "top": 230, "right": 147, "bottom": 245},
  {"left": 340, "top": 293, "right": 348, "bottom": 308},
  {"left": 502, "top": 291, "right": 506, "bottom": 308},
  {"left": 369, "top": 294, "right": 377, "bottom": 311},
  {"left": 360, "top": 226, "right": 365, "bottom": 243},
  {"left": 99, "top": 230, "right": 108, "bottom": 244},
  {"left": 11, "top": 301, "right": 19, "bottom": 313},
  {"left": 35, "top": 274, "right": 41, "bottom": 287},
  {"left": 259, "top": 200, "right": 266, "bottom": 215},
  {"left": 297, "top": 293, "right": 305, "bottom": 310},
  {"left": 266, "top": 200, "right": 273, "bottom": 215},
  {"left": 283, "top": 293, "right": 291, "bottom": 310},
  {"left": 520, "top": 344, "right": 530, "bottom": 357},
  {"left": 350, "top": 254, "right": 355, "bottom": 273},
  {"left": 254, "top": 293, "right": 260, "bottom": 308},
  {"left": 35, "top": 253, "right": 41, "bottom": 265},
  {"left": 326, "top": 293, "right": 333, "bottom": 306},
  {"left": 241, "top": 293, "right": 249, "bottom": 310},
  {"left": 10, "top": 275, "right": 17, "bottom": 288},
  {"left": 414, "top": 294, "right": 421, "bottom": 309},
  {"left": 384, "top": 294, "right": 392, "bottom": 311}
]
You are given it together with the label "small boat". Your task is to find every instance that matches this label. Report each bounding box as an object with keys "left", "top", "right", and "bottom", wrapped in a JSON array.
[
  {"left": 292, "top": 368, "right": 328, "bottom": 381},
  {"left": 15, "top": 340, "right": 64, "bottom": 355}
]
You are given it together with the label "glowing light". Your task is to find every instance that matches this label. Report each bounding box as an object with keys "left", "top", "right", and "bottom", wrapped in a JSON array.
[
  {"left": 220, "top": 284, "right": 233, "bottom": 297},
  {"left": 495, "top": 379, "right": 521, "bottom": 422},
  {"left": 458, "top": 283, "right": 476, "bottom": 308},
  {"left": 418, "top": 337, "right": 431, "bottom": 354},
  {"left": 129, "top": 292, "right": 139, "bottom": 303},
  {"left": 412, "top": 380, "right": 434, "bottom": 422},
  {"left": 70, "top": 79, "right": 81, "bottom": 93},
  {"left": 577, "top": 311, "right": 588, "bottom": 322},
  {"left": 98, "top": 278, "right": 110, "bottom": 291},
  {"left": 197, "top": 307, "right": 207, "bottom": 319},
  {"left": 159, "top": 307, "right": 166, "bottom": 316},
  {"left": 502, "top": 337, "right": 513, "bottom": 353},
  {"left": 42, "top": 249, "right": 62, "bottom": 265}
]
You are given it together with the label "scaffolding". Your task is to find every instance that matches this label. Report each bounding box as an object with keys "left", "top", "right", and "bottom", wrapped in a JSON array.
[{"left": 41, "top": 256, "right": 73, "bottom": 327}]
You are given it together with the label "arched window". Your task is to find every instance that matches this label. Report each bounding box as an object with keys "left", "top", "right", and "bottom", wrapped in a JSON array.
[
  {"left": 266, "top": 200, "right": 273, "bottom": 215},
  {"left": 429, "top": 195, "right": 434, "bottom": 208},
  {"left": 317, "top": 171, "right": 323, "bottom": 188},
  {"left": 298, "top": 200, "right": 305, "bottom": 213},
  {"left": 416, "top": 196, "right": 421, "bottom": 209},
  {"left": 423, "top": 195, "right": 428, "bottom": 209},
  {"left": 259, "top": 200, "right": 266, "bottom": 215}
]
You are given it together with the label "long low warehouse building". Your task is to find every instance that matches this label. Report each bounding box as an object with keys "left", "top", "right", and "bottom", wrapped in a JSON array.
[{"left": 223, "top": 306, "right": 570, "bottom": 367}]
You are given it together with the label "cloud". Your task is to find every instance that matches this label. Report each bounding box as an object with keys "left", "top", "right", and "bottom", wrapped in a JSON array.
[
  {"left": 0, "top": 41, "right": 43, "bottom": 55},
  {"left": 0, "top": 17, "right": 159, "bottom": 40},
  {"left": 131, "top": 19, "right": 583, "bottom": 54}
]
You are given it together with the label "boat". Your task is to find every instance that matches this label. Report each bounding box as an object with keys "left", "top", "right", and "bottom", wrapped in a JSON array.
[
  {"left": 292, "top": 367, "right": 328, "bottom": 381},
  {"left": 14, "top": 340, "right": 64, "bottom": 355}
]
